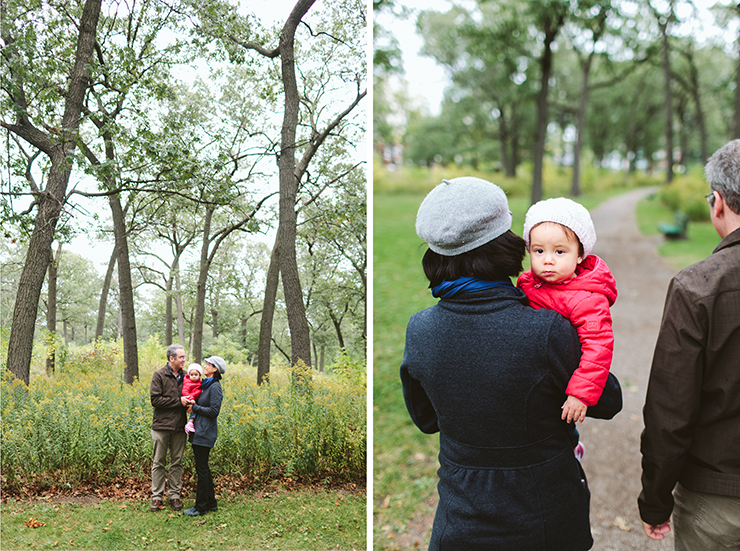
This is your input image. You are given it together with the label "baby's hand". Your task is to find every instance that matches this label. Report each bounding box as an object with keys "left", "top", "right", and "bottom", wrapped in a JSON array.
[{"left": 562, "top": 395, "right": 587, "bottom": 424}]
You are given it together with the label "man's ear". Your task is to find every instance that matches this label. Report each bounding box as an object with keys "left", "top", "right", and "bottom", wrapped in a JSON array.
[{"left": 713, "top": 191, "right": 725, "bottom": 218}]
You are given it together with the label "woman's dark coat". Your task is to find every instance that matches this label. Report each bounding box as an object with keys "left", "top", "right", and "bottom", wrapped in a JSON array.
[
  {"left": 189, "top": 379, "right": 222, "bottom": 448},
  {"left": 401, "top": 286, "right": 622, "bottom": 551}
]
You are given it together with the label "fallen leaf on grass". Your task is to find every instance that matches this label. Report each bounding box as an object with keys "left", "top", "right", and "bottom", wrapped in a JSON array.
[
  {"left": 612, "top": 517, "right": 632, "bottom": 531},
  {"left": 195, "top": 519, "right": 207, "bottom": 526},
  {"left": 24, "top": 517, "right": 45, "bottom": 528}
]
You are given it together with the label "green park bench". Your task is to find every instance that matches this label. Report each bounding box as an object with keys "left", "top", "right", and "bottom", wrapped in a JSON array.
[{"left": 658, "top": 211, "right": 689, "bottom": 240}]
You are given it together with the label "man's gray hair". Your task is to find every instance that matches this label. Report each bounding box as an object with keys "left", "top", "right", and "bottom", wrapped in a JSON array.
[
  {"left": 166, "top": 343, "right": 184, "bottom": 361},
  {"left": 705, "top": 139, "right": 740, "bottom": 214}
]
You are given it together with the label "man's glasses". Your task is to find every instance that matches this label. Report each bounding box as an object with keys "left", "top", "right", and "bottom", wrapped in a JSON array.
[{"left": 706, "top": 191, "right": 716, "bottom": 207}]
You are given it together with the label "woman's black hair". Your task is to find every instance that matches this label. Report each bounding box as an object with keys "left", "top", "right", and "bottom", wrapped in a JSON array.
[
  {"left": 212, "top": 370, "right": 223, "bottom": 382},
  {"left": 422, "top": 230, "right": 526, "bottom": 287}
]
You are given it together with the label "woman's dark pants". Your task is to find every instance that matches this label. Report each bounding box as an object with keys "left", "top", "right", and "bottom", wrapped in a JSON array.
[{"left": 192, "top": 444, "right": 217, "bottom": 512}]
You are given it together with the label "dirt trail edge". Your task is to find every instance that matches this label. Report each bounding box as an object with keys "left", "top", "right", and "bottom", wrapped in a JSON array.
[{"left": 583, "top": 186, "right": 677, "bottom": 550}]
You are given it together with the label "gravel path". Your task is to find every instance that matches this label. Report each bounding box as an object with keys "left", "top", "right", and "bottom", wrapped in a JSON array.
[{"left": 580, "top": 186, "right": 677, "bottom": 550}]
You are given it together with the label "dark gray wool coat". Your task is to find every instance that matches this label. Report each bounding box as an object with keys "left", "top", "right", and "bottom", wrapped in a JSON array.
[
  {"left": 401, "top": 285, "right": 623, "bottom": 551},
  {"left": 189, "top": 379, "right": 223, "bottom": 448}
]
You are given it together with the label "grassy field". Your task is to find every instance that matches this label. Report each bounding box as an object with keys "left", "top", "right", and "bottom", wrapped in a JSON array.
[
  {"left": 1, "top": 487, "right": 365, "bottom": 550},
  {"left": 372, "top": 174, "right": 719, "bottom": 549}
]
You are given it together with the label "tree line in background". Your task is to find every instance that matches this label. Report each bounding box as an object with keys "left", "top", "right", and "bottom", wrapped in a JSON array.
[
  {"left": 1, "top": 0, "right": 367, "bottom": 385},
  {"left": 374, "top": 0, "right": 740, "bottom": 201}
]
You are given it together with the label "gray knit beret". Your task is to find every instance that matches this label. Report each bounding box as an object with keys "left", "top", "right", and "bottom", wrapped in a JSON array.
[
  {"left": 204, "top": 355, "right": 227, "bottom": 374},
  {"left": 416, "top": 177, "right": 512, "bottom": 256},
  {"left": 522, "top": 197, "right": 596, "bottom": 257}
]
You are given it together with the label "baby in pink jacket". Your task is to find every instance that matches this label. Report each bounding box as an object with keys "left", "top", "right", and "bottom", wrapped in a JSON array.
[
  {"left": 183, "top": 363, "right": 203, "bottom": 434},
  {"left": 517, "top": 198, "right": 618, "bottom": 429}
]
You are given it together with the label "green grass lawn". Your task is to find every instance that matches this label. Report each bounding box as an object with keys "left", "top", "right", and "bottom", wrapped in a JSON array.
[
  {"left": 372, "top": 184, "right": 719, "bottom": 550},
  {"left": 1, "top": 487, "right": 365, "bottom": 551}
]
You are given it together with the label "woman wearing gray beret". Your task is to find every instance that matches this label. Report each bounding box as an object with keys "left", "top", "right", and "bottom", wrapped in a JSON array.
[
  {"left": 183, "top": 355, "right": 226, "bottom": 516},
  {"left": 400, "top": 177, "right": 623, "bottom": 550}
]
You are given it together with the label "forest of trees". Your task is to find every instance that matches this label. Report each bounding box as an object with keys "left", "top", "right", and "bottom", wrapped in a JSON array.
[
  {"left": 374, "top": 0, "right": 740, "bottom": 201},
  {"left": 1, "top": 0, "right": 367, "bottom": 385}
]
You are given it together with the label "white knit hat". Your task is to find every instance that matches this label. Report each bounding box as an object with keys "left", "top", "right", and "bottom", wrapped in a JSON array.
[
  {"left": 523, "top": 197, "right": 596, "bottom": 257},
  {"left": 416, "top": 177, "right": 512, "bottom": 256},
  {"left": 187, "top": 363, "right": 203, "bottom": 376}
]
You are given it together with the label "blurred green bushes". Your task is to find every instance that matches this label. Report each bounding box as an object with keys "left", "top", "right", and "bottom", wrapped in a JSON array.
[
  {"left": 373, "top": 157, "right": 662, "bottom": 197},
  {"left": 656, "top": 169, "right": 711, "bottom": 221}
]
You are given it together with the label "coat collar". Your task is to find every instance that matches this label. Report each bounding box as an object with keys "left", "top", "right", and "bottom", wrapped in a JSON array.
[{"left": 713, "top": 226, "right": 740, "bottom": 254}]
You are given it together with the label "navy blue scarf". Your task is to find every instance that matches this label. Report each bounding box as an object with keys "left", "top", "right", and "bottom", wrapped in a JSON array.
[
  {"left": 431, "top": 276, "right": 514, "bottom": 298},
  {"left": 201, "top": 377, "right": 216, "bottom": 391}
]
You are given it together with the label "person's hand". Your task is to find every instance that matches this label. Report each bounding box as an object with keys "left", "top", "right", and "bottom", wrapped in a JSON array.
[
  {"left": 642, "top": 520, "right": 671, "bottom": 540},
  {"left": 186, "top": 405, "right": 193, "bottom": 414},
  {"left": 562, "top": 395, "right": 587, "bottom": 423},
  {"left": 180, "top": 397, "right": 192, "bottom": 407}
]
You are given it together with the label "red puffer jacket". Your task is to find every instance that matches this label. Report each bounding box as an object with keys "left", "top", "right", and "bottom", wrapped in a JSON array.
[{"left": 517, "top": 254, "right": 618, "bottom": 406}]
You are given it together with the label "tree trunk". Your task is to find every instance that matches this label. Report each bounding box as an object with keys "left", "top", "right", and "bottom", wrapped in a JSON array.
[
  {"left": 165, "top": 273, "right": 173, "bottom": 345},
  {"left": 532, "top": 12, "right": 563, "bottom": 204},
  {"left": 95, "top": 244, "right": 117, "bottom": 341},
  {"left": 257, "top": 238, "right": 280, "bottom": 384},
  {"left": 497, "top": 106, "right": 512, "bottom": 177},
  {"left": 109, "top": 192, "right": 138, "bottom": 383},
  {"left": 276, "top": 0, "right": 316, "bottom": 370},
  {"left": 319, "top": 345, "right": 325, "bottom": 373},
  {"left": 211, "top": 307, "right": 219, "bottom": 339},
  {"left": 192, "top": 206, "right": 214, "bottom": 363},
  {"left": 571, "top": 60, "right": 591, "bottom": 197},
  {"left": 4, "top": 0, "right": 102, "bottom": 385},
  {"left": 660, "top": 19, "right": 674, "bottom": 183},
  {"left": 685, "top": 48, "right": 708, "bottom": 163},
  {"left": 174, "top": 257, "right": 186, "bottom": 345},
  {"left": 46, "top": 243, "right": 62, "bottom": 376},
  {"left": 329, "top": 309, "right": 346, "bottom": 350}
]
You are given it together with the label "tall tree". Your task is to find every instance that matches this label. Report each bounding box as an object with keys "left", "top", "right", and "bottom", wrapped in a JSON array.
[
  {"left": 215, "top": 0, "right": 366, "bottom": 379},
  {"left": 75, "top": 0, "right": 189, "bottom": 382},
  {"left": 531, "top": 1, "right": 569, "bottom": 204},
  {"left": 649, "top": 0, "right": 677, "bottom": 183},
  {"left": 567, "top": 0, "right": 611, "bottom": 196},
  {"left": 1, "top": 0, "right": 103, "bottom": 384}
]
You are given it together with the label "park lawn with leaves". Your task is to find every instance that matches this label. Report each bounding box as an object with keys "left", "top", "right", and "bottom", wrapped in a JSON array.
[{"left": 1, "top": 487, "right": 365, "bottom": 551}]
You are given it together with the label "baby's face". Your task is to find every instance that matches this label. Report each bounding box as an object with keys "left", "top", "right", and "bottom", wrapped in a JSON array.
[
  {"left": 529, "top": 222, "right": 583, "bottom": 283},
  {"left": 188, "top": 370, "right": 201, "bottom": 382}
]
